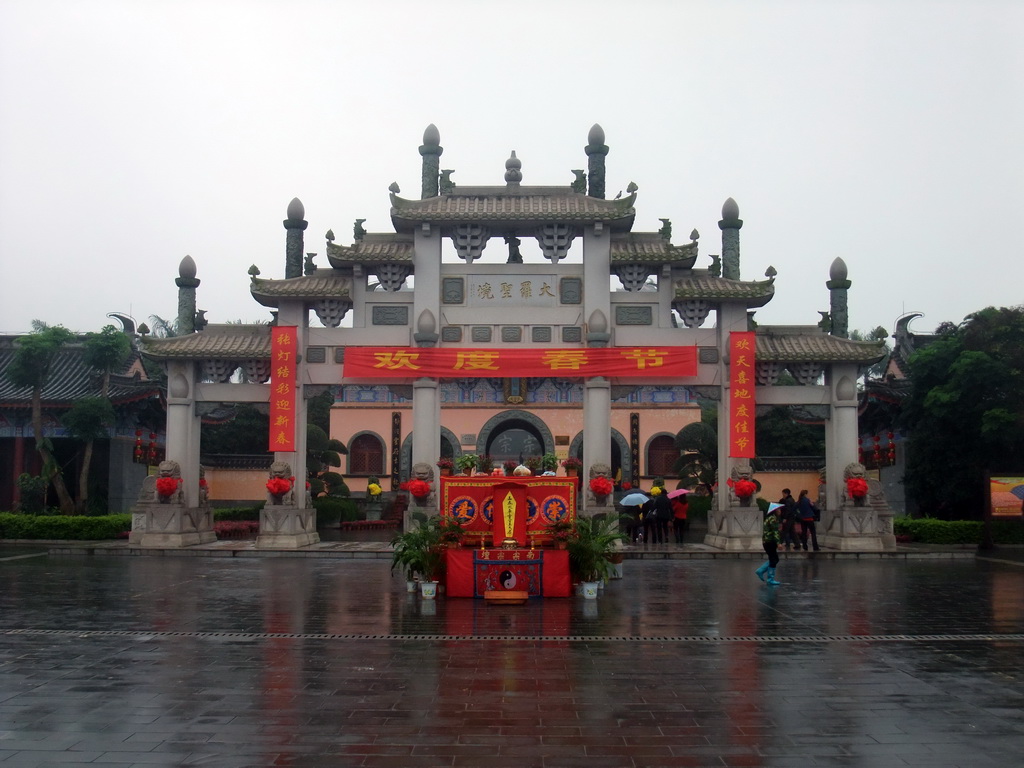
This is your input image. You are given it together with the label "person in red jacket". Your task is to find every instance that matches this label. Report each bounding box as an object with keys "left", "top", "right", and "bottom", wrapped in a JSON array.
[{"left": 671, "top": 495, "right": 689, "bottom": 544}]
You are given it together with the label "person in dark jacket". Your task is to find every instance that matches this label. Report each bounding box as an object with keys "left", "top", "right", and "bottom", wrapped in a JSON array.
[
  {"left": 796, "top": 489, "right": 820, "bottom": 551},
  {"left": 778, "top": 488, "right": 799, "bottom": 551},
  {"left": 652, "top": 491, "right": 673, "bottom": 545}
]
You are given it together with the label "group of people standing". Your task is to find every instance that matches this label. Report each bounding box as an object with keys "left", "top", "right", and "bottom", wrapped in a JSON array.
[
  {"left": 758, "top": 487, "right": 820, "bottom": 586},
  {"left": 625, "top": 490, "right": 689, "bottom": 545}
]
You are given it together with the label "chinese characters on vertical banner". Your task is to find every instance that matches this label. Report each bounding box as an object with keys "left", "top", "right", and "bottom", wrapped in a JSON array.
[
  {"left": 729, "top": 332, "right": 756, "bottom": 458},
  {"left": 269, "top": 327, "right": 297, "bottom": 452}
]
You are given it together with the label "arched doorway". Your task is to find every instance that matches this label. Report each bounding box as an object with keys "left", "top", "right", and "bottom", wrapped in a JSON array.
[{"left": 476, "top": 410, "right": 554, "bottom": 464}]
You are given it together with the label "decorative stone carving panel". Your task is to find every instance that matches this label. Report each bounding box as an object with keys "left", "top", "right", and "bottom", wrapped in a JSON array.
[
  {"left": 531, "top": 326, "right": 552, "bottom": 342},
  {"left": 613, "top": 263, "right": 652, "bottom": 292},
  {"left": 371, "top": 306, "right": 409, "bottom": 326},
  {"left": 536, "top": 223, "right": 575, "bottom": 262},
  {"left": 452, "top": 224, "right": 489, "bottom": 262},
  {"left": 442, "top": 277, "right": 465, "bottom": 304},
  {"left": 501, "top": 327, "right": 522, "bottom": 343},
  {"left": 314, "top": 298, "right": 353, "bottom": 327},
  {"left": 305, "top": 347, "right": 326, "bottom": 364},
  {"left": 471, "top": 326, "right": 492, "bottom": 342},
  {"left": 559, "top": 277, "right": 582, "bottom": 304},
  {"left": 698, "top": 347, "right": 719, "bottom": 364},
  {"left": 562, "top": 326, "right": 582, "bottom": 343},
  {"left": 615, "top": 306, "right": 653, "bottom": 326},
  {"left": 441, "top": 326, "right": 462, "bottom": 342}
]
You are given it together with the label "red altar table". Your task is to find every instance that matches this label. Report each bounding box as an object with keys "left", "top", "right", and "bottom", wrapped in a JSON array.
[
  {"left": 444, "top": 547, "right": 571, "bottom": 598},
  {"left": 439, "top": 475, "right": 576, "bottom": 547}
]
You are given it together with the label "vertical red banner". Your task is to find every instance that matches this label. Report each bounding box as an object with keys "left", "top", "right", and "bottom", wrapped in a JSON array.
[
  {"left": 269, "top": 326, "right": 297, "bottom": 452},
  {"left": 729, "top": 332, "right": 756, "bottom": 458}
]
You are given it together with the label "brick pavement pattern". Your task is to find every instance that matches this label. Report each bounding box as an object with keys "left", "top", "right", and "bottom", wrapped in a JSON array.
[{"left": 1, "top": 551, "right": 1023, "bottom": 767}]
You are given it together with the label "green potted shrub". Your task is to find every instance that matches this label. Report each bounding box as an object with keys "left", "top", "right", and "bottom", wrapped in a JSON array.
[
  {"left": 455, "top": 453, "right": 478, "bottom": 475},
  {"left": 390, "top": 513, "right": 445, "bottom": 595},
  {"left": 566, "top": 513, "right": 628, "bottom": 599},
  {"left": 541, "top": 453, "right": 559, "bottom": 473}
]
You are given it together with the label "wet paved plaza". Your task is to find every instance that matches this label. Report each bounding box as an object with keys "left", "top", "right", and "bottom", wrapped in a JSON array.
[{"left": 1, "top": 550, "right": 1023, "bottom": 767}]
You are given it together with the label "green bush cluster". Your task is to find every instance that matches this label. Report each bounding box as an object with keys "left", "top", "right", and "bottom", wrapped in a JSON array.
[
  {"left": 0, "top": 513, "right": 131, "bottom": 540},
  {"left": 312, "top": 496, "right": 359, "bottom": 526},
  {"left": 893, "top": 517, "right": 1024, "bottom": 545}
]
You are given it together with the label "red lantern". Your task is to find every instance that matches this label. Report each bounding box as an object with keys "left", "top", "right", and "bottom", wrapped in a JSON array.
[
  {"left": 148, "top": 432, "right": 157, "bottom": 463},
  {"left": 134, "top": 429, "right": 143, "bottom": 462}
]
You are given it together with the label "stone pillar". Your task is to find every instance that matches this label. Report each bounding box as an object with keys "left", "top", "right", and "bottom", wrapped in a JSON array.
[
  {"left": 719, "top": 198, "right": 743, "bottom": 281},
  {"left": 411, "top": 378, "right": 440, "bottom": 526},
  {"left": 420, "top": 124, "right": 442, "bottom": 199},
  {"left": 283, "top": 197, "right": 307, "bottom": 280},
  {"left": 583, "top": 377, "right": 611, "bottom": 513},
  {"left": 827, "top": 257, "right": 851, "bottom": 338},
  {"left": 585, "top": 123, "right": 608, "bottom": 199},
  {"left": 175, "top": 256, "right": 199, "bottom": 335}
]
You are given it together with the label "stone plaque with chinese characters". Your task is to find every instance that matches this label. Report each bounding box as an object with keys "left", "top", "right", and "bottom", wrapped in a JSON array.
[{"left": 468, "top": 275, "right": 559, "bottom": 308}]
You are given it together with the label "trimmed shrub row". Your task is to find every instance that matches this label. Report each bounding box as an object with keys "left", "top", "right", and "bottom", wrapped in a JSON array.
[
  {"left": 0, "top": 513, "right": 132, "bottom": 540},
  {"left": 894, "top": 517, "right": 1024, "bottom": 545}
]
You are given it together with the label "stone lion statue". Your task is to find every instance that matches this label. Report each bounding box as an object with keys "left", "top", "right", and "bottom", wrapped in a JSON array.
[
  {"left": 138, "top": 459, "right": 183, "bottom": 504},
  {"left": 267, "top": 461, "right": 296, "bottom": 505},
  {"left": 411, "top": 462, "right": 435, "bottom": 483},
  {"left": 728, "top": 462, "right": 755, "bottom": 505},
  {"left": 588, "top": 462, "right": 611, "bottom": 481}
]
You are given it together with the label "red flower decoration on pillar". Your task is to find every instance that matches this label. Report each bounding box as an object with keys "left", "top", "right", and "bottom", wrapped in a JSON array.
[
  {"left": 734, "top": 479, "right": 757, "bottom": 499},
  {"left": 155, "top": 477, "right": 180, "bottom": 498},
  {"left": 589, "top": 477, "right": 614, "bottom": 496},
  {"left": 266, "top": 477, "right": 292, "bottom": 496}
]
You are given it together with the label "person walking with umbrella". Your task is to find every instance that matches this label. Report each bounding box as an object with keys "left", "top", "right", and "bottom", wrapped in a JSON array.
[
  {"left": 755, "top": 502, "right": 784, "bottom": 585},
  {"left": 668, "top": 488, "right": 689, "bottom": 544},
  {"left": 619, "top": 491, "right": 649, "bottom": 543}
]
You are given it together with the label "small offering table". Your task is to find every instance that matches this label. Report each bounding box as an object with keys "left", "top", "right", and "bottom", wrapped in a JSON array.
[{"left": 444, "top": 547, "right": 571, "bottom": 598}]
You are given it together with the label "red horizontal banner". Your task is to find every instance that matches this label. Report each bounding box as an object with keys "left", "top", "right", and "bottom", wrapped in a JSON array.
[{"left": 343, "top": 346, "right": 697, "bottom": 379}]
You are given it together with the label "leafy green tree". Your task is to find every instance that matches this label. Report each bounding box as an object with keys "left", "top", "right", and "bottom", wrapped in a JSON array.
[
  {"left": 901, "top": 306, "right": 1024, "bottom": 518},
  {"left": 5, "top": 324, "right": 76, "bottom": 513},
  {"left": 307, "top": 424, "right": 348, "bottom": 496},
  {"left": 673, "top": 415, "right": 718, "bottom": 489},
  {"left": 755, "top": 406, "right": 825, "bottom": 456},
  {"left": 64, "top": 326, "right": 132, "bottom": 513}
]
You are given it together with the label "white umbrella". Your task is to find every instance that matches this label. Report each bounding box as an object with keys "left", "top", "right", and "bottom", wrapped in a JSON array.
[{"left": 619, "top": 492, "right": 650, "bottom": 507}]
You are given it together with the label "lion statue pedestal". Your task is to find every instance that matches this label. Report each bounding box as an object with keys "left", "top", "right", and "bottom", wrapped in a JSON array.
[
  {"left": 129, "top": 460, "right": 216, "bottom": 548},
  {"left": 257, "top": 461, "right": 319, "bottom": 549},
  {"left": 703, "top": 463, "right": 763, "bottom": 552},
  {"left": 818, "top": 462, "right": 897, "bottom": 551}
]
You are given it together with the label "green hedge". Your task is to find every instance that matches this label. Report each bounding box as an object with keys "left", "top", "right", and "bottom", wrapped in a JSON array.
[
  {"left": 213, "top": 506, "right": 262, "bottom": 522},
  {"left": 313, "top": 496, "right": 360, "bottom": 526},
  {"left": 894, "top": 517, "right": 1024, "bottom": 545},
  {"left": 0, "top": 513, "right": 131, "bottom": 540}
]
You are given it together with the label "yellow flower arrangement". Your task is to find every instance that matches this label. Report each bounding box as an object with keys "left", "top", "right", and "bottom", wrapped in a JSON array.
[
  {"left": 650, "top": 486, "right": 662, "bottom": 496},
  {"left": 367, "top": 482, "right": 382, "bottom": 497}
]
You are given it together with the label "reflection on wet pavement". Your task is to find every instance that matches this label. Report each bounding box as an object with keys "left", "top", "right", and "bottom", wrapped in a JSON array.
[{"left": 1, "top": 555, "right": 1022, "bottom": 766}]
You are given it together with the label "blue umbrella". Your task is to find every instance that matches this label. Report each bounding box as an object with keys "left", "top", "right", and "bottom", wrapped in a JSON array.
[{"left": 619, "top": 492, "right": 650, "bottom": 507}]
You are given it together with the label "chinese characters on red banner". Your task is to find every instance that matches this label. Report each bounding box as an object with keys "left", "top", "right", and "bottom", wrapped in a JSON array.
[
  {"left": 269, "top": 327, "right": 297, "bottom": 452},
  {"left": 342, "top": 346, "right": 698, "bottom": 379},
  {"left": 729, "top": 332, "right": 756, "bottom": 458}
]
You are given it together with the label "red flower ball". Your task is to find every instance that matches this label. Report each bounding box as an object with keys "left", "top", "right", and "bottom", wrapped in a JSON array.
[
  {"left": 846, "top": 477, "right": 869, "bottom": 498},
  {"left": 589, "top": 477, "right": 614, "bottom": 496},
  {"left": 155, "top": 477, "right": 179, "bottom": 497},
  {"left": 266, "top": 477, "right": 292, "bottom": 496},
  {"left": 407, "top": 479, "right": 431, "bottom": 498},
  {"left": 734, "top": 479, "right": 757, "bottom": 498},
  {"left": 621, "top": 481, "right": 632, "bottom": 491}
]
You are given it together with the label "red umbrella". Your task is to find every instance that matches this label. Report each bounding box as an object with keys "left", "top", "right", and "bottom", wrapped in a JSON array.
[{"left": 667, "top": 488, "right": 691, "bottom": 499}]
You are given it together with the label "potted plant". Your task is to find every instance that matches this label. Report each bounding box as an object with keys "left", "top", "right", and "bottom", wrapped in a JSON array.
[
  {"left": 544, "top": 518, "right": 575, "bottom": 549},
  {"left": 561, "top": 456, "right": 583, "bottom": 477},
  {"left": 502, "top": 459, "right": 519, "bottom": 476},
  {"left": 566, "top": 513, "right": 629, "bottom": 599},
  {"left": 390, "top": 513, "right": 445, "bottom": 598},
  {"left": 438, "top": 516, "right": 466, "bottom": 548},
  {"left": 541, "top": 453, "right": 559, "bottom": 473},
  {"left": 477, "top": 454, "right": 494, "bottom": 475},
  {"left": 436, "top": 457, "right": 454, "bottom": 476},
  {"left": 524, "top": 456, "right": 543, "bottom": 475},
  {"left": 455, "top": 453, "right": 478, "bottom": 475}
]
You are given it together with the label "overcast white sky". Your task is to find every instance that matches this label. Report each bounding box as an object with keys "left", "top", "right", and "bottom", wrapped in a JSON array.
[{"left": 1, "top": 0, "right": 1021, "bottom": 339}]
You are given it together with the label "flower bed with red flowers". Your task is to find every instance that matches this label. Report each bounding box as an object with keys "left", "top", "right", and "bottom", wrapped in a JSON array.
[{"left": 215, "top": 520, "right": 260, "bottom": 539}]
